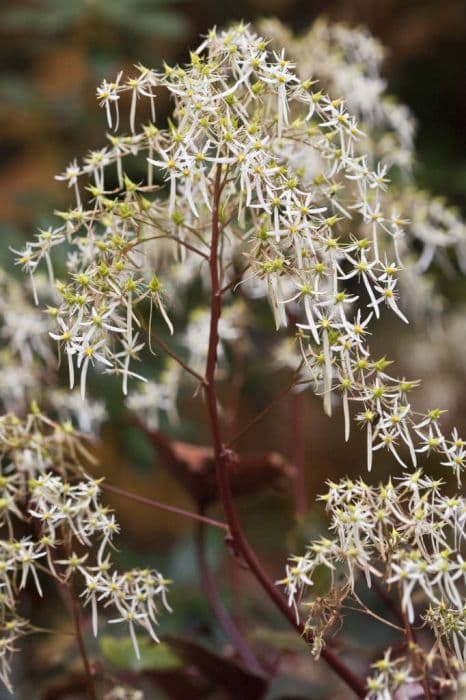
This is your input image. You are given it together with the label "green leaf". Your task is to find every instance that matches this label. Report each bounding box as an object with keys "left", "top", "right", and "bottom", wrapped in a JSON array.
[{"left": 100, "top": 636, "right": 183, "bottom": 672}]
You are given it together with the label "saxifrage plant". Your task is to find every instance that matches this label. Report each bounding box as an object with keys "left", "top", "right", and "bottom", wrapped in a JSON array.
[{"left": 1, "top": 21, "right": 465, "bottom": 699}]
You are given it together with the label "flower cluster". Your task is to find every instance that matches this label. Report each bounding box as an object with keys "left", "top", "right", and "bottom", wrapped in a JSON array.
[
  {"left": 0, "top": 269, "right": 108, "bottom": 438},
  {"left": 0, "top": 271, "right": 54, "bottom": 414},
  {"left": 50, "top": 388, "right": 107, "bottom": 436},
  {"left": 261, "top": 18, "right": 466, "bottom": 289},
  {"left": 280, "top": 471, "right": 466, "bottom": 692},
  {"left": 16, "top": 23, "right": 464, "bottom": 479},
  {"left": 0, "top": 410, "right": 170, "bottom": 692},
  {"left": 7, "top": 19, "right": 465, "bottom": 697},
  {"left": 260, "top": 19, "right": 414, "bottom": 166},
  {"left": 365, "top": 651, "right": 418, "bottom": 700}
]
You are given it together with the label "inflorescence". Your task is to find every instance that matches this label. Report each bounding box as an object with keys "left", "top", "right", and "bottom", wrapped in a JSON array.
[{"left": 3, "top": 21, "right": 465, "bottom": 697}]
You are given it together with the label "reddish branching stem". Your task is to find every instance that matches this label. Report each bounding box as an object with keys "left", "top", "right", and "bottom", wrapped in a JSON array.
[{"left": 202, "top": 165, "right": 366, "bottom": 698}]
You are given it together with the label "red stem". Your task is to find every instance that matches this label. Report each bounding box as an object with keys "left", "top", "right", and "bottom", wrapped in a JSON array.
[{"left": 202, "top": 165, "right": 366, "bottom": 698}]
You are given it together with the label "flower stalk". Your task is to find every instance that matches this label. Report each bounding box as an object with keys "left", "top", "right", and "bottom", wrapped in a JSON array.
[{"left": 202, "top": 163, "right": 366, "bottom": 698}]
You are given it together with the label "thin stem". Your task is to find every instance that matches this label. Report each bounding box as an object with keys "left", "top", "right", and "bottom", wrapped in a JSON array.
[
  {"left": 135, "top": 308, "right": 204, "bottom": 384},
  {"left": 68, "top": 575, "right": 96, "bottom": 700},
  {"left": 203, "top": 165, "right": 366, "bottom": 698},
  {"left": 52, "top": 528, "right": 96, "bottom": 699},
  {"left": 146, "top": 213, "right": 210, "bottom": 248},
  {"left": 373, "top": 575, "right": 434, "bottom": 699},
  {"left": 148, "top": 328, "right": 206, "bottom": 385},
  {"left": 372, "top": 579, "right": 405, "bottom": 627},
  {"left": 133, "top": 220, "right": 209, "bottom": 260},
  {"left": 220, "top": 264, "right": 251, "bottom": 295},
  {"left": 401, "top": 603, "right": 432, "bottom": 700},
  {"left": 27, "top": 625, "right": 75, "bottom": 637},
  {"left": 195, "top": 513, "right": 265, "bottom": 675},
  {"left": 101, "top": 482, "right": 229, "bottom": 532},
  {"left": 226, "top": 363, "right": 304, "bottom": 448},
  {"left": 350, "top": 592, "right": 404, "bottom": 632}
]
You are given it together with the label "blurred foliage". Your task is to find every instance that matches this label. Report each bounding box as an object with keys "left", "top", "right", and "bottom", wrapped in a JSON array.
[
  {"left": 0, "top": 1, "right": 465, "bottom": 698},
  {"left": 1, "top": 0, "right": 188, "bottom": 38},
  {"left": 100, "top": 637, "right": 182, "bottom": 672}
]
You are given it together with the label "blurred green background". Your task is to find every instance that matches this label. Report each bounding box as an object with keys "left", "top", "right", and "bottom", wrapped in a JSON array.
[{"left": 0, "top": 1, "right": 465, "bottom": 698}]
